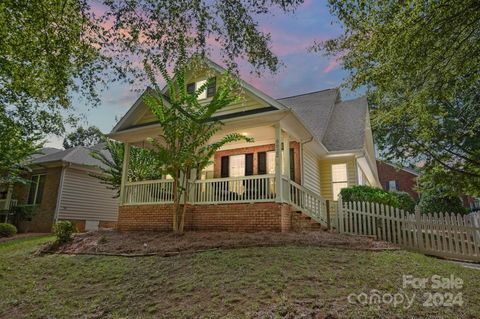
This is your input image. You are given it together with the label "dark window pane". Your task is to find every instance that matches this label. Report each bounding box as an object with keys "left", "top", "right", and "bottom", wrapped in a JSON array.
[
  {"left": 220, "top": 156, "right": 229, "bottom": 177},
  {"left": 245, "top": 153, "right": 254, "bottom": 176},
  {"left": 207, "top": 77, "right": 216, "bottom": 97},
  {"left": 187, "top": 82, "right": 196, "bottom": 95},
  {"left": 257, "top": 152, "right": 266, "bottom": 175},
  {"left": 289, "top": 148, "right": 295, "bottom": 181}
]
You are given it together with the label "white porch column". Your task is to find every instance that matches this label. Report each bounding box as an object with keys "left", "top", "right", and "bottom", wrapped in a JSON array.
[
  {"left": 282, "top": 131, "right": 291, "bottom": 202},
  {"left": 274, "top": 124, "right": 283, "bottom": 202},
  {"left": 119, "top": 142, "right": 131, "bottom": 205},
  {"left": 283, "top": 132, "right": 290, "bottom": 180}
]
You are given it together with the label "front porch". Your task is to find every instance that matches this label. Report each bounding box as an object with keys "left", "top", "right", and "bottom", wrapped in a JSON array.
[{"left": 115, "top": 120, "right": 331, "bottom": 231}]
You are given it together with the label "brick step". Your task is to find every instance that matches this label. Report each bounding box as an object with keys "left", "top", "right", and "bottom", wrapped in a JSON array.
[{"left": 292, "top": 210, "right": 323, "bottom": 230}]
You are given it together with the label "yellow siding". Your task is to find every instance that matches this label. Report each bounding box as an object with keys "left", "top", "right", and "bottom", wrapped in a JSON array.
[
  {"left": 134, "top": 66, "right": 268, "bottom": 126},
  {"left": 319, "top": 156, "right": 357, "bottom": 201}
]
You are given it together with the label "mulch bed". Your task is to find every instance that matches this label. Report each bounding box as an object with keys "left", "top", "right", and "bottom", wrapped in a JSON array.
[{"left": 43, "top": 230, "right": 399, "bottom": 257}]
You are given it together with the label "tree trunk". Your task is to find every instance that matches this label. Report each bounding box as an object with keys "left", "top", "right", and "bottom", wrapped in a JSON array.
[
  {"left": 178, "top": 177, "right": 190, "bottom": 234},
  {"left": 172, "top": 170, "right": 180, "bottom": 233}
]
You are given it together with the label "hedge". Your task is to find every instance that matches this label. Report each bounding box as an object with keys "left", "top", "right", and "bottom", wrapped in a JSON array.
[
  {"left": 340, "top": 185, "right": 416, "bottom": 212},
  {"left": 0, "top": 223, "right": 18, "bottom": 237}
]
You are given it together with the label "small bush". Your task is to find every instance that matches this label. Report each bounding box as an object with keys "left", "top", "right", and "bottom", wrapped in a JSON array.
[
  {"left": 0, "top": 223, "right": 17, "bottom": 237},
  {"left": 52, "top": 221, "right": 77, "bottom": 243},
  {"left": 419, "top": 192, "right": 468, "bottom": 215},
  {"left": 340, "top": 185, "right": 416, "bottom": 212},
  {"left": 391, "top": 191, "right": 416, "bottom": 213}
]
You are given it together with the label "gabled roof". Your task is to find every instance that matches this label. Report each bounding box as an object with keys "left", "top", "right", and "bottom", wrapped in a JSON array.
[
  {"left": 278, "top": 90, "right": 368, "bottom": 152},
  {"left": 322, "top": 96, "right": 368, "bottom": 151},
  {"left": 30, "top": 144, "right": 111, "bottom": 169},
  {"left": 203, "top": 59, "right": 288, "bottom": 111},
  {"left": 278, "top": 88, "right": 339, "bottom": 146},
  {"left": 109, "top": 57, "right": 371, "bottom": 154},
  {"left": 111, "top": 58, "right": 287, "bottom": 134},
  {"left": 30, "top": 147, "right": 62, "bottom": 159}
]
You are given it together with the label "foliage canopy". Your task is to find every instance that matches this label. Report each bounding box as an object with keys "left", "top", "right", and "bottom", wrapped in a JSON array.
[{"left": 318, "top": 0, "right": 480, "bottom": 195}]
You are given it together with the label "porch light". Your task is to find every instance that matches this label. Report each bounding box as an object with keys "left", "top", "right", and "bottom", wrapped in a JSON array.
[{"left": 241, "top": 132, "right": 248, "bottom": 136}]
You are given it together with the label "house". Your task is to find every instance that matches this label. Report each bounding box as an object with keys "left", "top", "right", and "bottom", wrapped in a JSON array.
[
  {"left": 377, "top": 161, "right": 420, "bottom": 200},
  {"left": 2, "top": 145, "right": 118, "bottom": 232},
  {"left": 109, "top": 59, "right": 381, "bottom": 232},
  {"left": 377, "top": 160, "right": 480, "bottom": 210}
]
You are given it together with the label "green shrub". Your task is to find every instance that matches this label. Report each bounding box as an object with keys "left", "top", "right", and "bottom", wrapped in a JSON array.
[
  {"left": 418, "top": 192, "right": 468, "bottom": 215},
  {"left": 0, "top": 223, "right": 18, "bottom": 237},
  {"left": 391, "top": 191, "right": 416, "bottom": 213},
  {"left": 340, "top": 185, "right": 416, "bottom": 212},
  {"left": 52, "top": 221, "right": 77, "bottom": 243}
]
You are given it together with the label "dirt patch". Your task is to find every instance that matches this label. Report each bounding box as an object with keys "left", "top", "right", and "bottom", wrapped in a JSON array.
[{"left": 47, "top": 230, "right": 398, "bottom": 256}]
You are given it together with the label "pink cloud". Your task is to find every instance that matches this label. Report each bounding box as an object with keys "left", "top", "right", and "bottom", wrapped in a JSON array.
[{"left": 323, "top": 54, "right": 344, "bottom": 73}]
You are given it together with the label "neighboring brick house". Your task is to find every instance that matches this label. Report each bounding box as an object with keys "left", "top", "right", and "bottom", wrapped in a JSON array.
[
  {"left": 109, "top": 58, "right": 381, "bottom": 232},
  {"left": 377, "top": 161, "right": 420, "bottom": 200},
  {"left": 377, "top": 160, "right": 480, "bottom": 209},
  {"left": 4, "top": 145, "right": 118, "bottom": 232}
]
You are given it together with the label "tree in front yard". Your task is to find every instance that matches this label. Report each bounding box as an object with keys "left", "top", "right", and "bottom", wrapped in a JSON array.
[
  {"left": 418, "top": 190, "right": 467, "bottom": 215},
  {"left": 90, "top": 140, "right": 162, "bottom": 197},
  {"left": 316, "top": 1, "right": 480, "bottom": 196},
  {"left": 0, "top": 112, "right": 41, "bottom": 184},
  {"left": 143, "top": 58, "right": 252, "bottom": 234},
  {"left": 63, "top": 126, "right": 105, "bottom": 149}
]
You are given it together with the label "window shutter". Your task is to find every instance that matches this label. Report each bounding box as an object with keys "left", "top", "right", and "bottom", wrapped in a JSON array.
[
  {"left": 257, "top": 152, "right": 266, "bottom": 175},
  {"left": 221, "top": 156, "right": 229, "bottom": 177},
  {"left": 289, "top": 148, "right": 295, "bottom": 181},
  {"left": 207, "top": 77, "right": 216, "bottom": 97},
  {"left": 245, "top": 153, "right": 254, "bottom": 176},
  {"left": 187, "top": 82, "right": 196, "bottom": 95}
]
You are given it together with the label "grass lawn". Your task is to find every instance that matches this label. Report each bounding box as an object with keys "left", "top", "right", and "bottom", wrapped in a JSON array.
[{"left": 0, "top": 235, "right": 479, "bottom": 318}]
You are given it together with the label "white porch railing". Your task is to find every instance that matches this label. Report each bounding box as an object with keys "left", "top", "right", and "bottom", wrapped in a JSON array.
[
  {"left": 284, "top": 178, "right": 329, "bottom": 226},
  {"left": 124, "top": 180, "right": 175, "bottom": 205},
  {"left": 122, "top": 175, "right": 329, "bottom": 227},
  {"left": 192, "top": 174, "right": 276, "bottom": 204},
  {"left": 0, "top": 199, "right": 18, "bottom": 210}
]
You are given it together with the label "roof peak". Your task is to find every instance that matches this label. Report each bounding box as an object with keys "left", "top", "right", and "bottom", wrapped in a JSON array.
[{"left": 278, "top": 87, "right": 339, "bottom": 100}]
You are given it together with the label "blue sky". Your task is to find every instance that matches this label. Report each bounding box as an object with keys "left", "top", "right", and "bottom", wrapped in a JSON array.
[{"left": 46, "top": 0, "right": 352, "bottom": 148}]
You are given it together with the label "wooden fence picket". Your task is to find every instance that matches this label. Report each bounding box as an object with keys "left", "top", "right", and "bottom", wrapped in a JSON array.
[{"left": 335, "top": 200, "right": 480, "bottom": 262}]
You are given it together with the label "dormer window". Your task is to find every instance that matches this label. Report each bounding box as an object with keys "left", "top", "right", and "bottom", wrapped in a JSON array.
[{"left": 186, "top": 77, "right": 216, "bottom": 100}]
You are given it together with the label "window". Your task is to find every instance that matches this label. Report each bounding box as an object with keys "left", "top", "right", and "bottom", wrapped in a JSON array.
[
  {"left": 186, "top": 77, "right": 216, "bottom": 100},
  {"left": 229, "top": 154, "right": 245, "bottom": 177},
  {"left": 388, "top": 180, "right": 398, "bottom": 191},
  {"left": 331, "top": 164, "right": 348, "bottom": 200},
  {"left": 27, "top": 174, "right": 46, "bottom": 205},
  {"left": 266, "top": 151, "right": 276, "bottom": 174}
]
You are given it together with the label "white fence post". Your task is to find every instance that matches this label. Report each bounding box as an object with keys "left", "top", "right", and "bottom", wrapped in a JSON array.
[{"left": 337, "top": 195, "right": 344, "bottom": 233}]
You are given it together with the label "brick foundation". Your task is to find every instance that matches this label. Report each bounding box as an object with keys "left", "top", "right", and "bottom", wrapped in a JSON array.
[{"left": 117, "top": 202, "right": 317, "bottom": 232}]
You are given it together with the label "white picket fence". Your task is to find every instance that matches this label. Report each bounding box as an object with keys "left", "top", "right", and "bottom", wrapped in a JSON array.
[{"left": 336, "top": 198, "right": 480, "bottom": 262}]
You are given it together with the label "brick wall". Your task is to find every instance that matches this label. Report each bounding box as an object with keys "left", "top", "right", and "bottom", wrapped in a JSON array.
[
  {"left": 14, "top": 167, "right": 62, "bottom": 232},
  {"left": 117, "top": 202, "right": 315, "bottom": 232},
  {"left": 376, "top": 161, "right": 419, "bottom": 200},
  {"left": 214, "top": 142, "right": 301, "bottom": 184}
]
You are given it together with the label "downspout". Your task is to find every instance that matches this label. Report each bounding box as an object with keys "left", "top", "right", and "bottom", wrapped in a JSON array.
[{"left": 53, "top": 163, "right": 68, "bottom": 223}]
